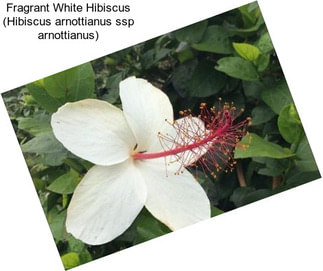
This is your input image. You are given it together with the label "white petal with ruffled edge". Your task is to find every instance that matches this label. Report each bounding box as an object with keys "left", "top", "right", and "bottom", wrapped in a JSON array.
[
  {"left": 66, "top": 160, "right": 147, "bottom": 245},
  {"left": 137, "top": 158, "right": 210, "bottom": 231},
  {"left": 119, "top": 77, "right": 173, "bottom": 153},
  {"left": 51, "top": 99, "right": 136, "bottom": 166}
]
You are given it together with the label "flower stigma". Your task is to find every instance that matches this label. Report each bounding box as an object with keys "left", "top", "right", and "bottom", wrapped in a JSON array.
[{"left": 132, "top": 101, "right": 251, "bottom": 178}]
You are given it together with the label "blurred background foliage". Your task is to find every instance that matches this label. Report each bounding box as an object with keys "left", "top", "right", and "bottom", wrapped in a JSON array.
[{"left": 2, "top": 2, "right": 320, "bottom": 269}]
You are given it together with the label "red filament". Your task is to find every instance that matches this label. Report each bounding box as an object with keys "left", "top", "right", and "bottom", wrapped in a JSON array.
[{"left": 132, "top": 102, "right": 250, "bottom": 178}]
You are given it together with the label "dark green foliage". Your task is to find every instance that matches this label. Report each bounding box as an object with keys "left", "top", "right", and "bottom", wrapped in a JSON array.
[
  {"left": 234, "top": 133, "right": 294, "bottom": 159},
  {"left": 1, "top": 2, "right": 320, "bottom": 269},
  {"left": 192, "top": 25, "right": 233, "bottom": 54},
  {"left": 43, "top": 62, "right": 95, "bottom": 101},
  {"left": 215, "top": 56, "right": 259, "bottom": 81}
]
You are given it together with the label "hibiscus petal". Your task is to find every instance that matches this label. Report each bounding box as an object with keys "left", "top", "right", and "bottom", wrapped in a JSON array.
[
  {"left": 66, "top": 161, "right": 146, "bottom": 245},
  {"left": 119, "top": 77, "right": 173, "bottom": 153},
  {"left": 51, "top": 99, "right": 136, "bottom": 166},
  {"left": 137, "top": 158, "right": 210, "bottom": 231}
]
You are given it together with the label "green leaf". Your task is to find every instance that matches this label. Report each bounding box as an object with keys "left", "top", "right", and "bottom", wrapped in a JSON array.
[
  {"left": 261, "top": 80, "right": 293, "bottom": 114},
  {"left": 67, "top": 234, "right": 92, "bottom": 265},
  {"left": 187, "top": 61, "right": 226, "bottom": 97},
  {"left": 256, "top": 32, "right": 274, "bottom": 54},
  {"left": 246, "top": 161, "right": 263, "bottom": 181},
  {"left": 213, "top": 170, "right": 239, "bottom": 201},
  {"left": 21, "top": 131, "right": 68, "bottom": 166},
  {"left": 35, "top": 153, "right": 68, "bottom": 167},
  {"left": 26, "top": 82, "right": 62, "bottom": 113},
  {"left": 62, "top": 194, "right": 69, "bottom": 209},
  {"left": 171, "top": 58, "right": 198, "bottom": 94},
  {"left": 247, "top": 2, "right": 260, "bottom": 12},
  {"left": 67, "top": 234, "right": 86, "bottom": 253},
  {"left": 223, "top": 15, "right": 264, "bottom": 34},
  {"left": 78, "top": 159, "right": 94, "bottom": 171},
  {"left": 242, "top": 80, "right": 264, "bottom": 99},
  {"left": 278, "top": 103, "right": 304, "bottom": 144},
  {"left": 296, "top": 136, "right": 316, "bottom": 160},
  {"left": 253, "top": 157, "right": 288, "bottom": 177},
  {"left": 244, "top": 189, "right": 272, "bottom": 206},
  {"left": 230, "top": 187, "right": 254, "bottom": 207},
  {"left": 174, "top": 20, "right": 207, "bottom": 44},
  {"left": 211, "top": 206, "right": 224, "bottom": 217},
  {"left": 234, "top": 133, "right": 294, "bottom": 159},
  {"left": 255, "top": 54, "right": 270, "bottom": 72},
  {"left": 47, "top": 208, "right": 66, "bottom": 242},
  {"left": 215, "top": 57, "right": 259, "bottom": 81},
  {"left": 231, "top": 187, "right": 272, "bottom": 207},
  {"left": 238, "top": 2, "right": 260, "bottom": 27},
  {"left": 78, "top": 249, "right": 92, "bottom": 265},
  {"left": 17, "top": 114, "right": 51, "bottom": 136},
  {"left": 61, "top": 252, "right": 80, "bottom": 270},
  {"left": 47, "top": 169, "right": 80, "bottom": 194},
  {"left": 177, "top": 50, "right": 194, "bottom": 63},
  {"left": 263, "top": 121, "right": 280, "bottom": 136},
  {"left": 136, "top": 211, "right": 171, "bottom": 243},
  {"left": 294, "top": 160, "right": 319, "bottom": 173},
  {"left": 155, "top": 48, "right": 171, "bottom": 61},
  {"left": 43, "top": 62, "right": 95, "bottom": 101},
  {"left": 285, "top": 170, "right": 320, "bottom": 186},
  {"left": 251, "top": 104, "right": 275, "bottom": 125},
  {"left": 294, "top": 136, "right": 318, "bottom": 172},
  {"left": 33, "top": 177, "right": 46, "bottom": 191},
  {"left": 101, "top": 72, "right": 124, "bottom": 103},
  {"left": 104, "top": 56, "right": 117, "bottom": 66},
  {"left": 63, "top": 158, "right": 85, "bottom": 173},
  {"left": 141, "top": 48, "right": 171, "bottom": 69},
  {"left": 232, "top": 42, "right": 260, "bottom": 61},
  {"left": 192, "top": 25, "right": 233, "bottom": 54},
  {"left": 21, "top": 131, "right": 66, "bottom": 154},
  {"left": 44, "top": 189, "right": 62, "bottom": 212},
  {"left": 23, "top": 94, "right": 37, "bottom": 105}
]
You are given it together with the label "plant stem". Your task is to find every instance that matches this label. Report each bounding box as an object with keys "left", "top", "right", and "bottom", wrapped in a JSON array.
[
  {"left": 236, "top": 161, "right": 247, "bottom": 187},
  {"left": 272, "top": 176, "right": 282, "bottom": 189}
]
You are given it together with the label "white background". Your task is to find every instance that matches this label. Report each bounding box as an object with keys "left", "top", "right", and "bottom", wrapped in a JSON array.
[{"left": 0, "top": 0, "right": 322, "bottom": 270}]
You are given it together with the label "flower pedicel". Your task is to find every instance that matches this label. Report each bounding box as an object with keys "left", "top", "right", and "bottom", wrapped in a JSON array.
[{"left": 51, "top": 76, "right": 248, "bottom": 245}]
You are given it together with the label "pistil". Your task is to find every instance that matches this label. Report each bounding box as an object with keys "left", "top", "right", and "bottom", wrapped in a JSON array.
[
  {"left": 132, "top": 123, "right": 229, "bottom": 160},
  {"left": 132, "top": 102, "right": 250, "bottom": 178}
]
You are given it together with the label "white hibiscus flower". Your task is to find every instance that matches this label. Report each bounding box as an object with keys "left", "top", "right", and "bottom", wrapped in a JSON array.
[{"left": 51, "top": 76, "right": 211, "bottom": 245}]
